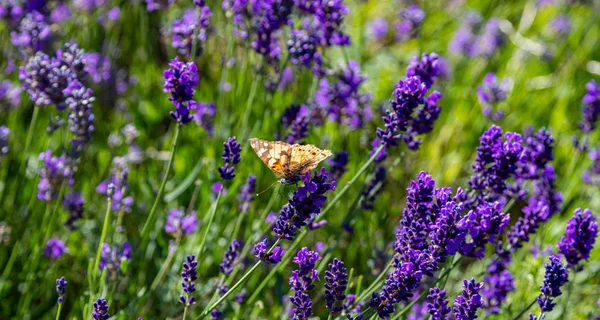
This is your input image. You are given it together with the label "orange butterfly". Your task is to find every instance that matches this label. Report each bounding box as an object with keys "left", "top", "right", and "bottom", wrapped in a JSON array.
[{"left": 250, "top": 138, "right": 332, "bottom": 185}]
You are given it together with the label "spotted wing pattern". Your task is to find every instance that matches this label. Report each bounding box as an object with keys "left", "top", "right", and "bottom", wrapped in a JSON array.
[{"left": 249, "top": 138, "right": 332, "bottom": 180}]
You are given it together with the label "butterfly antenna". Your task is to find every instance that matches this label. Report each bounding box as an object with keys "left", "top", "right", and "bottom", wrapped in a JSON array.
[{"left": 256, "top": 180, "right": 279, "bottom": 197}]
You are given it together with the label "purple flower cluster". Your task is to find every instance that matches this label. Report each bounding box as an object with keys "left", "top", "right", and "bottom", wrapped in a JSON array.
[
  {"left": 171, "top": 5, "right": 212, "bottom": 58},
  {"left": 313, "top": 61, "right": 372, "bottom": 129},
  {"left": 406, "top": 53, "right": 441, "bottom": 90},
  {"left": 62, "top": 191, "right": 84, "bottom": 230},
  {"left": 163, "top": 57, "right": 199, "bottom": 124},
  {"left": 0, "top": 0, "right": 24, "bottom": 27},
  {"left": 375, "top": 74, "right": 442, "bottom": 157},
  {"left": 459, "top": 201, "right": 510, "bottom": 259},
  {"left": 20, "top": 42, "right": 89, "bottom": 110},
  {"left": 395, "top": 5, "right": 425, "bottom": 41},
  {"left": 579, "top": 80, "right": 600, "bottom": 133},
  {"left": 218, "top": 136, "right": 241, "bottom": 180},
  {"left": 289, "top": 248, "right": 321, "bottom": 320},
  {"left": 477, "top": 73, "right": 510, "bottom": 121},
  {"left": 37, "top": 149, "right": 74, "bottom": 201},
  {"left": 450, "top": 11, "right": 506, "bottom": 57},
  {"left": 328, "top": 151, "right": 348, "bottom": 181},
  {"left": 324, "top": 258, "right": 348, "bottom": 313},
  {"left": 557, "top": 208, "right": 598, "bottom": 269},
  {"left": 238, "top": 175, "right": 257, "bottom": 213},
  {"left": 45, "top": 238, "right": 67, "bottom": 259},
  {"left": 482, "top": 245, "right": 514, "bottom": 314},
  {"left": 193, "top": 101, "right": 217, "bottom": 135},
  {"left": 96, "top": 157, "right": 133, "bottom": 213},
  {"left": 282, "top": 104, "right": 310, "bottom": 144},
  {"left": 0, "top": 80, "right": 21, "bottom": 109},
  {"left": 427, "top": 288, "right": 451, "bottom": 320},
  {"left": 11, "top": 10, "right": 50, "bottom": 53},
  {"left": 272, "top": 167, "right": 336, "bottom": 240},
  {"left": 254, "top": 238, "right": 285, "bottom": 264},
  {"left": 56, "top": 276, "right": 67, "bottom": 303},
  {"left": 219, "top": 239, "right": 242, "bottom": 276},
  {"left": 535, "top": 255, "right": 569, "bottom": 313},
  {"left": 99, "top": 242, "right": 132, "bottom": 277},
  {"left": 165, "top": 208, "right": 198, "bottom": 236},
  {"left": 92, "top": 298, "right": 109, "bottom": 320},
  {"left": 550, "top": 15, "right": 571, "bottom": 37},
  {"left": 453, "top": 279, "right": 484, "bottom": 320},
  {"left": 180, "top": 255, "right": 198, "bottom": 306},
  {"left": 64, "top": 80, "right": 95, "bottom": 154},
  {"left": 0, "top": 126, "right": 9, "bottom": 155}
]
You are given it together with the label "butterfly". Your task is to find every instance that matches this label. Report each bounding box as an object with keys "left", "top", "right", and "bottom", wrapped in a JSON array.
[{"left": 250, "top": 138, "right": 332, "bottom": 185}]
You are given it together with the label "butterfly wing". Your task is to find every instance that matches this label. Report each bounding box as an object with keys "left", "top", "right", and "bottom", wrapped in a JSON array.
[
  {"left": 289, "top": 144, "right": 333, "bottom": 175},
  {"left": 250, "top": 138, "right": 293, "bottom": 179}
]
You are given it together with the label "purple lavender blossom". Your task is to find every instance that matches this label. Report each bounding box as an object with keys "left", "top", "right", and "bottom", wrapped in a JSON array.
[
  {"left": 171, "top": 6, "right": 212, "bottom": 58},
  {"left": 84, "top": 53, "right": 112, "bottom": 84},
  {"left": 288, "top": 29, "right": 318, "bottom": 67},
  {"left": 360, "top": 166, "right": 386, "bottom": 210},
  {"left": 37, "top": 149, "right": 73, "bottom": 201},
  {"left": 375, "top": 74, "right": 442, "bottom": 156},
  {"left": 0, "top": 80, "right": 21, "bottom": 109},
  {"left": 313, "top": 61, "right": 372, "bottom": 129},
  {"left": 64, "top": 80, "right": 95, "bottom": 153},
  {"left": 146, "top": 0, "right": 174, "bottom": 11},
  {"left": 550, "top": 15, "right": 571, "bottom": 37},
  {"left": 369, "top": 18, "right": 389, "bottom": 40},
  {"left": 236, "top": 289, "right": 246, "bottom": 304},
  {"left": 0, "top": 0, "right": 24, "bottom": 27},
  {"left": 407, "top": 301, "right": 429, "bottom": 320},
  {"left": 427, "top": 288, "right": 451, "bottom": 320},
  {"left": 254, "top": 238, "right": 285, "bottom": 264},
  {"left": 460, "top": 201, "right": 510, "bottom": 259},
  {"left": 450, "top": 12, "right": 505, "bottom": 57},
  {"left": 273, "top": 168, "right": 336, "bottom": 240},
  {"left": 20, "top": 53, "right": 69, "bottom": 108},
  {"left": 557, "top": 208, "right": 598, "bottom": 269},
  {"left": 62, "top": 191, "right": 84, "bottom": 230},
  {"left": 193, "top": 101, "right": 216, "bottom": 135},
  {"left": 218, "top": 136, "right": 241, "bottom": 180},
  {"left": 583, "top": 148, "right": 600, "bottom": 184},
  {"left": 180, "top": 255, "right": 198, "bottom": 306},
  {"left": 99, "top": 242, "right": 131, "bottom": 277},
  {"left": 328, "top": 151, "right": 348, "bottom": 181},
  {"left": 579, "top": 80, "right": 600, "bottom": 133},
  {"left": 45, "top": 238, "right": 67, "bottom": 259},
  {"left": 537, "top": 255, "right": 569, "bottom": 312},
  {"left": 51, "top": 3, "right": 71, "bottom": 23},
  {"left": 324, "top": 258, "right": 348, "bottom": 313},
  {"left": 479, "top": 18, "right": 506, "bottom": 57},
  {"left": 92, "top": 298, "right": 109, "bottom": 320},
  {"left": 56, "top": 276, "right": 67, "bottom": 303},
  {"left": 282, "top": 104, "right": 310, "bottom": 144},
  {"left": 482, "top": 246, "right": 514, "bottom": 315},
  {"left": 163, "top": 57, "right": 199, "bottom": 124},
  {"left": 11, "top": 11, "right": 50, "bottom": 53},
  {"left": 406, "top": 53, "right": 441, "bottom": 89},
  {"left": 289, "top": 248, "right": 321, "bottom": 320},
  {"left": 395, "top": 5, "right": 425, "bottom": 42},
  {"left": 453, "top": 278, "right": 484, "bottom": 320},
  {"left": 238, "top": 175, "right": 257, "bottom": 213},
  {"left": 220, "top": 239, "right": 242, "bottom": 276},
  {"left": 165, "top": 208, "right": 198, "bottom": 236},
  {"left": 477, "top": 73, "right": 510, "bottom": 121},
  {"left": 0, "top": 126, "right": 9, "bottom": 155},
  {"left": 96, "top": 157, "right": 133, "bottom": 212}
]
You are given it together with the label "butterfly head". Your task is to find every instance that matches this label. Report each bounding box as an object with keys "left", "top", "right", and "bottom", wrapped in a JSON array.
[{"left": 279, "top": 175, "right": 302, "bottom": 185}]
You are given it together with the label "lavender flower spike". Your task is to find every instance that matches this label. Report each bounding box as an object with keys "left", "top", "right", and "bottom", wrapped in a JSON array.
[
  {"left": 557, "top": 208, "right": 598, "bottom": 269},
  {"left": 163, "top": 57, "right": 199, "bottom": 124},
  {"left": 218, "top": 137, "right": 241, "bottom": 180},
  {"left": 92, "top": 298, "right": 110, "bottom": 320},
  {"left": 238, "top": 175, "right": 256, "bottom": 213},
  {"left": 453, "top": 278, "right": 484, "bottom": 320},
  {"left": 254, "top": 238, "right": 284, "bottom": 264},
  {"left": 289, "top": 248, "right": 321, "bottom": 320},
  {"left": 219, "top": 239, "right": 242, "bottom": 276},
  {"left": 536, "top": 255, "right": 569, "bottom": 313},
  {"left": 427, "top": 287, "right": 451, "bottom": 320},
  {"left": 324, "top": 258, "right": 348, "bottom": 313},
  {"left": 180, "top": 255, "right": 198, "bottom": 306},
  {"left": 56, "top": 276, "right": 67, "bottom": 303}
]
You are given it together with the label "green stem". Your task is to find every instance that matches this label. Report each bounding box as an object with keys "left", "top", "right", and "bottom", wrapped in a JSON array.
[
  {"left": 241, "top": 78, "right": 259, "bottom": 139},
  {"left": 21, "top": 106, "right": 40, "bottom": 172},
  {"left": 141, "top": 123, "right": 182, "bottom": 238},
  {"left": 93, "top": 197, "right": 113, "bottom": 280},
  {"left": 150, "top": 235, "right": 181, "bottom": 291},
  {"left": 43, "top": 182, "right": 67, "bottom": 243},
  {"left": 198, "top": 189, "right": 222, "bottom": 257},
  {"left": 55, "top": 303, "right": 63, "bottom": 320},
  {"left": 197, "top": 239, "right": 281, "bottom": 319},
  {"left": 183, "top": 305, "right": 189, "bottom": 320},
  {"left": 512, "top": 298, "right": 537, "bottom": 320},
  {"left": 353, "top": 258, "right": 395, "bottom": 304},
  {"left": 558, "top": 276, "right": 574, "bottom": 319}
]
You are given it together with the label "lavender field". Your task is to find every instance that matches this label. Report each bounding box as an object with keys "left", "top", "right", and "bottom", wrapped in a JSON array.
[{"left": 0, "top": 0, "right": 599, "bottom": 319}]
